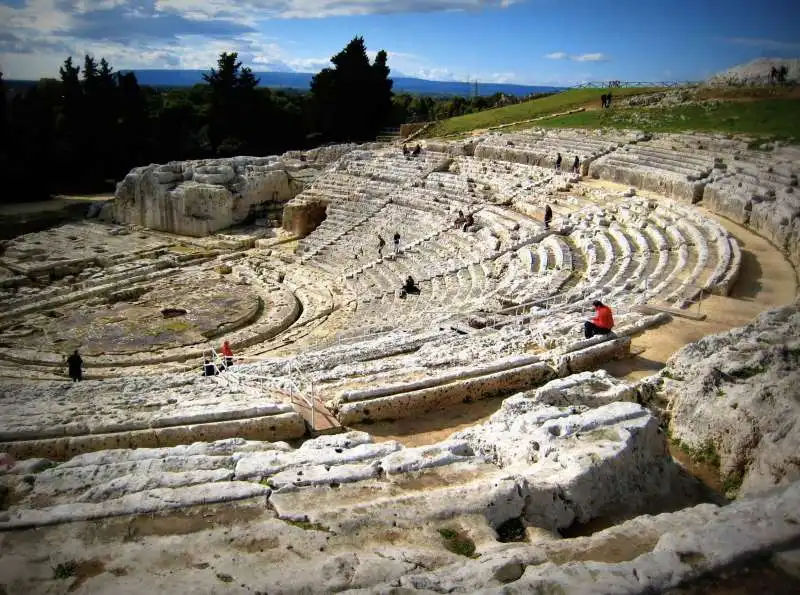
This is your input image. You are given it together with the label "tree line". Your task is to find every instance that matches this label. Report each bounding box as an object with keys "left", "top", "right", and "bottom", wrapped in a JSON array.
[{"left": 0, "top": 36, "right": 535, "bottom": 203}]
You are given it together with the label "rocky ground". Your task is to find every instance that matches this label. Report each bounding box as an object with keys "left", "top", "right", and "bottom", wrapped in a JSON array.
[
  {"left": 642, "top": 303, "right": 800, "bottom": 498},
  {"left": 3, "top": 305, "right": 800, "bottom": 593}
]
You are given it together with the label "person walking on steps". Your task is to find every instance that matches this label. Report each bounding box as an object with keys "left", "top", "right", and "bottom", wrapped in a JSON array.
[
  {"left": 377, "top": 234, "right": 386, "bottom": 258},
  {"left": 555, "top": 153, "right": 562, "bottom": 173},
  {"left": 544, "top": 204, "right": 553, "bottom": 229},
  {"left": 221, "top": 340, "right": 234, "bottom": 370},
  {"left": 584, "top": 300, "right": 615, "bottom": 339},
  {"left": 67, "top": 349, "right": 83, "bottom": 382}
]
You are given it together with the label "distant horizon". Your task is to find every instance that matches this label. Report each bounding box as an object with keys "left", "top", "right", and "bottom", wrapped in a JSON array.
[{"left": 5, "top": 68, "right": 570, "bottom": 97}]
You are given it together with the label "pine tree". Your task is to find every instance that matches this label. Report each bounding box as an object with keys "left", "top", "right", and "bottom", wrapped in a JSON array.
[
  {"left": 203, "top": 52, "right": 262, "bottom": 155},
  {"left": 310, "top": 37, "right": 394, "bottom": 142}
]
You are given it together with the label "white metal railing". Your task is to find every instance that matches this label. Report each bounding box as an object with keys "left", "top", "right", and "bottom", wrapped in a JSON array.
[{"left": 202, "top": 348, "right": 318, "bottom": 428}]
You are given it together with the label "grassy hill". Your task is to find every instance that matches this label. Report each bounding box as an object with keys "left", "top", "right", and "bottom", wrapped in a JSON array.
[
  {"left": 421, "top": 85, "right": 800, "bottom": 142},
  {"left": 532, "top": 97, "right": 800, "bottom": 141},
  {"left": 420, "top": 87, "right": 664, "bottom": 137}
]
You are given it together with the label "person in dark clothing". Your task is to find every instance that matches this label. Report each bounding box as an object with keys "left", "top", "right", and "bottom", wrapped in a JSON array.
[
  {"left": 412, "top": 144, "right": 421, "bottom": 157},
  {"left": 67, "top": 349, "right": 83, "bottom": 382},
  {"left": 462, "top": 212, "right": 475, "bottom": 232},
  {"left": 544, "top": 205, "right": 553, "bottom": 229},
  {"left": 402, "top": 144, "right": 410, "bottom": 156},
  {"left": 572, "top": 155, "right": 580, "bottom": 174},
  {"left": 555, "top": 153, "right": 562, "bottom": 172},
  {"left": 454, "top": 209, "right": 465, "bottom": 229},
  {"left": 601, "top": 93, "right": 607, "bottom": 108},
  {"left": 584, "top": 300, "right": 615, "bottom": 338},
  {"left": 203, "top": 358, "right": 218, "bottom": 377},
  {"left": 404, "top": 275, "right": 420, "bottom": 295},
  {"left": 393, "top": 232, "right": 401, "bottom": 254},
  {"left": 606, "top": 91, "right": 612, "bottom": 108},
  {"left": 377, "top": 234, "right": 386, "bottom": 257}
]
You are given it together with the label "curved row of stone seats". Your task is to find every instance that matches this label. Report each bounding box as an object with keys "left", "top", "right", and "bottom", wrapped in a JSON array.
[
  {"left": 331, "top": 328, "right": 641, "bottom": 425},
  {"left": 703, "top": 145, "right": 800, "bottom": 268},
  {"left": 0, "top": 375, "right": 306, "bottom": 460},
  {"left": 0, "top": 265, "right": 187, "bottom": 327},
  {"left": 0, "top": 263, "right": 299, "bottom": 372},
  {"left": 473, "top": 128, "right": 640, "bottom": 174},
  {"left": 297, "top": 195, "right": 390, "bottom": 259},
  {"left": 339, "top": 149, "right": 451, "bottom": 184},
  {"left": 589, "top": 139, "right": 723, "bottom": 202},
  {"left": 0, "top": 253, "right": 182, "bottom": 313},
  {"left": 0, "top": 379, "right": 679, "bottom": 541},
  {"left": 449, "top": 156, "right": 555, "bottom": 202}
]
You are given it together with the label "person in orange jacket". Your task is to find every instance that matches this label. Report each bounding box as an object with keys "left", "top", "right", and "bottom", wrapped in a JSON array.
[
  {"left": 221, "top": 340, "right": 234, "bottom": 370},
  {"left": 584, "top": 300, "right": 614, "bottom": 339}
]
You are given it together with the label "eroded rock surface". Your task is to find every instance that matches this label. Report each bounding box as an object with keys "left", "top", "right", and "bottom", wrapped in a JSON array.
[{"left": 645, "top": 304, "right": 800, "bottom": 496}]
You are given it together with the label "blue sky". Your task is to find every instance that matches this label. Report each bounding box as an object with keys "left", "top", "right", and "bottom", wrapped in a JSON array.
[{"left": 1, "top": 0, "right": 799, "bottom": 84}]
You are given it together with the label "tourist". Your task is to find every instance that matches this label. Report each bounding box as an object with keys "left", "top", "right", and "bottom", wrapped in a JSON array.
[
  {"left": 572, "top": 156, "right": 580, "bottom": 174},
  {"left": 601, "top": 93, "right": 607, "bottom": 109},
  {"left": 606, "top": 92, "right": 612, "bottom": 108},
  {"left": 404, "top": 275, "right": 420, "bottom": 295},
  {"left": 402, "top": 144, "right": 410, "bottom": 156},
  {"left": 203, "top": 357, "right": 217, "bottom": 377},
  {"left": 462, "top": 212, "right": 475, "bottom": 232},
  {"left": 66, "top": 349, "right": 83, "bottom": 382},
  {"left": 221, "top": 340, "right": 234, "bottom": 370},
  {"left": 393, "top": 232, "right": 401, "bottom": 254},
  {"left": 544, "top": 205, "right": 553, "bottom": 229},
  {"left": 555, "top": 153, "right": 562, "bottom": 173},
  {"left": 584, "top": 300, "right": 615, "bottom": 339},
  {"left": 455, "top": 210, "right": 465, "bottom": 229},
  {"left": 412, "top": 144, "right": 421, "bottom": 157},
  {"left": 377, "top": 234, "right": 386, "bottom": 257}
]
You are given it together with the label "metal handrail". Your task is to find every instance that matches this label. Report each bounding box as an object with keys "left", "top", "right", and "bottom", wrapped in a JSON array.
[{"left": 202, "top": 348, "right": 317, "bottom": 429}]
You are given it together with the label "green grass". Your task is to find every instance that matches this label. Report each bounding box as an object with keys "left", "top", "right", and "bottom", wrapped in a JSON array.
[
  {"left": 52, "top": 560, "right": 77, "bottom": 579},
  {"left": 438, "top": 527, "right": 477, "bottom": 557},
  {"left": 535, "top": 98, "right": 800, "bottom": 140},
  {"left": 671, "top": 437, "right": 721, "bottom": 468},
  {"left": 283, "top": 518, "right": 332, "bottom": 533},
  {"left": 421, "top": 87, "right": 665, "bottom": 138}
]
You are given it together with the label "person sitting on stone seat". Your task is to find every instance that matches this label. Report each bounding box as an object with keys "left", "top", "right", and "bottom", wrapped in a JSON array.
[
  {"left": 221, "top": 340, "right": 234, "bottom": 370},
  {"left": 412, "top": 144, "right": 421, "bottom": 157},
  {"left": 454, "top": 209, "right": 465, "bottom": 229},
  {"left": 462, "top": 212, "right": 475, "bottom": 232},
  {"left": 584, "top": 300, "right": 615, "bottom": 339},
  {"left": 404, "top": 275, "right": 420, "bottom": 295},
  {"left": 572, "top": 155, "right": 580, "bottom": 174},
  {"left": 203, "top": 357, "right": 218, "bottom": 377},
  {"left": 66, "top": 349, "right": 83, "bottom": 382}
]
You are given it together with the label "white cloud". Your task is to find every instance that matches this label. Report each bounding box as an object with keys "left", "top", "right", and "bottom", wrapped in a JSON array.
[
  {"left": 544, "top": 51, "right": 609, "bottom": 62},
  {"left": 155, "top": 0, "right": 524, "bottom": 20},
  {"left": 0, "top": 0, "right": 528, "bottom": 80},
  {"left": 572, "top": 53, "right": 608, "bottom": 62},
  {"left": 724, "top": 37, "right": 800, "bottom": 51}
]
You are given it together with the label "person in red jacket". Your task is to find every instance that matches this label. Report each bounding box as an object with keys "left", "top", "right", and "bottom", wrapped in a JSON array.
[
  {"left": 584, "top": 300, "right": 614, "bottom": 339},
  {"left": 221, "top": 340, "right": 234, "bottom": 370}
]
